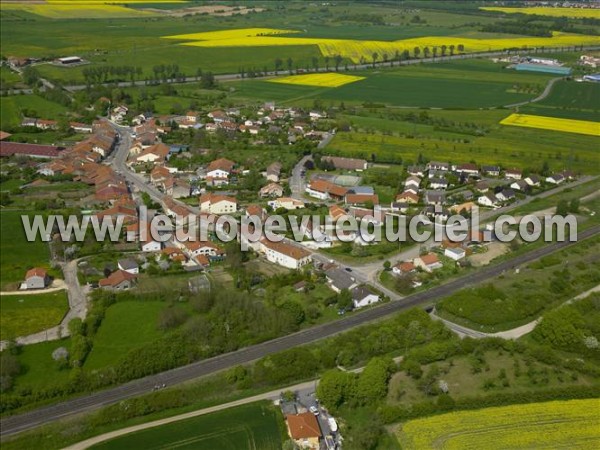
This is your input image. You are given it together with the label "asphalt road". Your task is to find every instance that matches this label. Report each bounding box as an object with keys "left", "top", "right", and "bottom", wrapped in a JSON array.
[{"left": 2, "top": 225, "right": 598, "bottom": 438}]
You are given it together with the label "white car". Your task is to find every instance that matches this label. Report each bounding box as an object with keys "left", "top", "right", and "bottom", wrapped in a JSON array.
[{"left": 309, "top": 406, "right": 319, "bottom": 415}]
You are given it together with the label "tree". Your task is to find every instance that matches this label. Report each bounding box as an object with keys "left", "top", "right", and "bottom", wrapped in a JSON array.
[
  {"left": 423, "top": 46, "right": 431, "bottom": 59},
  {"left": 286, "top": 57, "right": 293, "bottom": 74},
  {"left": 413, "top": 46, "right": 421, "bottom": 59},
  {"left": 274, "top": 57, "right": 283, "bottom": 74},
  {"left": 356, "top": 357, "right": 394, "bottom": 404},
  {"left": 311, "top": 56, "right": 319, "bottom": 71},
  {"left": 432, "top": 46, "right": 439, "bottom": 59},
  {"left": 449, "top": 44, "right": 455, "bottom": 56},
  {"left": 556, "top": 199, "right": 569, "bottom": 216},
  {"left": 371, "top": 52, "right": 379, "bottom": 68},
  {"left": 457, "top": 44, "right": 465, "bottom": 52},
  {"left": 316, "top": 369, "right": 357, "bottom": 410},
  {"left": 383, "top": 260, "right": 391, "bottom": 271},
  {"left": 337, "top": 289, "right": 353, "bottom": 311},
  {"left": 441, "top": 45, "right": 447, "bottom": 56},
  {"left": 324, "top": 55, "right": 330, "bottom": 71},
  {"left": 569, "top": 198, "right": 580, "bottom": 213},
  {"left": 334, "top": 54, "right": 343, "bottom": 71}
]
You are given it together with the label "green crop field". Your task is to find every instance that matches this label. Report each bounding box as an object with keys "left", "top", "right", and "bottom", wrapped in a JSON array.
[
  {"left": 91, "top": 402, "right": 285, "bottom": 450},
  {"left": 231, "top": 59, "right": 554, "bottom": 108},
  {"left": 0, "top": 95, "right": 68, "bottom": 129},
  {"left": 0, "top": 211, "right": 51, "bottom": 290},
  {"left": 521, "top": 80, "right": 600, "bottom": 121},
  {"left": 0, "top": 291, "right": 68, "bottom": 340},
  {"left": 84, "top": 301, "right": 167, "bottom": 370}
]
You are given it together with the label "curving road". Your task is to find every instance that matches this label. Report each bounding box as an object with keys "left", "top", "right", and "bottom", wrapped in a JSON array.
[{"left": 1, "top": 225, "right": 598, "bottom": 438}]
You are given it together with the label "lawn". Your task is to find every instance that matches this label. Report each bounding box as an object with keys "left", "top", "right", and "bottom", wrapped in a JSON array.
[
  {"left": 91, "top": 402, "right": 285, "bottom": 450},
  {"left": 0, "top": 95, "right": 68, "bottom": 129},
  {"left": 0, "top": 291, "right": 68, "bottom": 340},
  {"left": 0, "top": 210, "right": 51, "bottom": 290},
  {"left": 12, "top": 338, "right": 72, "bottom": 391},
  {"left": 396, "top": 399, "right": 600, "bottom": 449},
  {"left": 84, "top": 301, "right": 167, "bottom": 370}
]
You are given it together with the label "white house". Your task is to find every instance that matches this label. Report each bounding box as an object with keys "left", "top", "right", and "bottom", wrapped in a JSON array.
[
  {"left": 141, "top": 236, "right": 162, "bottom": 252},
  {"left": 525, "top": 175, "right": 541, "bottom": 187},
  {"left": 260, "top": 239, "right": 312, "bottom": 270},
  {"left": 429, "top": 178, "right": 448, "bottom": 190},
  {"left": 199, "top": 194, "right": 237, "bottom": 214},
  {"left": 546, "top": 174, "right": 565, "bottom": 185},
  {"left": 505, "top": 169, "right": 522, "bottom": 180},
  {"left": 414, "top": 253, "right": 443, "bottom": 272},
  {"left": 444, "top": 247, "right": 466, "bottom": 261},
  {"left": 351, "top": 286, "right": 380, "bottom": 309},
  {"left": 268, "top": 197, "right": 305, "bottom": 210},
  {"left": 23, "top": 267, "right": 49, "bottom": 290},
  {"left": 478, "top": 193, "right": 499, "bottom": 208},
  {"left": 117, "top": 258, "right": 139, "bottom": 274}
]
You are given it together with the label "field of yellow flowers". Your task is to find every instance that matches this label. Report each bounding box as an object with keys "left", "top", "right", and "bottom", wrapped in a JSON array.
[
  {"left": 501, "top": 114, "right": 600, "bottom": 136},
  {"left": 0, "top": 0, "right": 184, "bottom": 19},
  {"left": 481, "top": 6, "right": 600, "bottom": 20},
  {"left": 396, "top": 399, "right": 600, "bottom": 450},
  {"left": 166, "top": 28, "right": 600, "bottom": 64},
  {"left": 268, "top": 73, "right": 365, "bottom": 88}
]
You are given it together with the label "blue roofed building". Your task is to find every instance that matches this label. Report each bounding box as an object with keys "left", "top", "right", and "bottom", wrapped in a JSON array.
[{"left": 514, "top": 63, "right": 572, "bottom": 75}]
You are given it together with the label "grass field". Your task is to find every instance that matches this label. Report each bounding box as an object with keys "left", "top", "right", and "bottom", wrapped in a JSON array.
[
  {"left": 91, "top": 402, "right": 284, "bottom": 450},
  {"left": 12, "top": 338, "right": 72, "bottom": 391},
  {"left": 396, "top": 399, "right": 600, "bottom": 449},
  {"left": 500, "top": 113, "right": 600, "bottom": 136},
  {"left": 84, "top": 301, "right": 166, "bottom": 370},
  {"left": 0, "top": 291, "right": 68, "bottom": 340},
  {"left": 481, "top": 6, "right": 600, "bottom": 19},
  {"left": 521, "top": 80, "right": 600, "bottom": 121},
  {"left": 269, "top": 72, "right": 365, "bottom": 88},
  {"left": 232, "top": 59, "right": 554, "bottom": 108},
  {"left": 0, "top": 95, "right": 68, "bottom": 129},
  {"left": 0, "top": 211, "right": 51, "bottom": 290}
]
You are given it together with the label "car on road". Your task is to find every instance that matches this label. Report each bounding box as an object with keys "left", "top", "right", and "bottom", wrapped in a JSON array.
[
  {"left": 344, "top": 267, "right": 352, "bottom": 272},
  {"left": 309, "top": 405, "right": 319, "bottom": 415}
]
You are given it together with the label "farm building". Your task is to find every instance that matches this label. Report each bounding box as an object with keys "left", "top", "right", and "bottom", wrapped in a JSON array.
[
  {"left": 56, "top": 56, "right": 83, "bottom": 65},
  {"left": 22, "top": 268, "right": 50, "bottom": 290},
  {"left": 582, "top": 74, "right": 600, "bottom": 82},
  {"left": 514, "top": 63, "right": 572, "bottom": 75}
]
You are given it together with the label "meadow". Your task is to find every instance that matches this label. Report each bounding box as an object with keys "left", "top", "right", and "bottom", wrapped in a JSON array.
[
  {"left": 500, "top": 113, "right": 600, "bottom": 137},
  {"left": 84, "top": 301, "right": 166, "bottom": 370},
  {"left": 91, "top": 402, "right": 285, "bottom": 450},
  {"left": 0, "top": 211, "right": 51, "bottom": 290},
  {"left": 11, "top": 338, "right": 72, "bottom": 391},
  {"left": 0, "top": 95, "right": 68, "bottom": 129},
  {"left": 481, "top": 6, "right": 600, "bottom": 19},
  {"left": 0, "top": 291, "right": 68, "bottom": 340},
  {"left": 396, "top": 399, "right": 600, "bottom": 449}
]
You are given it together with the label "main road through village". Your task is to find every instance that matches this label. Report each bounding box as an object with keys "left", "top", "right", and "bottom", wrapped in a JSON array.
[{"left": 1, "top": 123, "right": 599, "bottom": 438}]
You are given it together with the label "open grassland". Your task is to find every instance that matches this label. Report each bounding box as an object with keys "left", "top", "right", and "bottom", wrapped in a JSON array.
[
  {"left": 0, "top": 291, "right": 68, "bottom": 340},
  {"left": 481, "top": 6, "right": 600, "bottom": 19},
  {"left": 91, "top": 402, "right": 284, "bottom": 450},
  {"left": 0, "top": 211, "right": 50, "bottom": 290},
  {"left": 0, "top": 95, "right": 67, "bottom": 129},
  {"left": 84, "top": 301, "right": 166, "bottom": 370},
  {"left": 12, "top": 338, "right": 72, "bottom": 391},
  {"left": 167, "top": 27, "right": 600, "bottom": 63},
  {"left": 396, "top": 399, "right": 600, "bottom": 450},
  {"left": 521, "top": 80, "right": 600, "bottom": 122},
  {"left": 268, "top": 72, "right": 365, "bottom": 88},
  {"left": 500, "top": 113, "right": 600, "bottom": 136}
]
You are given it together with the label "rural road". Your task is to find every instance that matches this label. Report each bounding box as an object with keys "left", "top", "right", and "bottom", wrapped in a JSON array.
[
  {"left": 2, "top": 225, "right": 598, "bottom": 438},
  {"left": 504, "top": 76, "right": 562, "bottom": 109}
]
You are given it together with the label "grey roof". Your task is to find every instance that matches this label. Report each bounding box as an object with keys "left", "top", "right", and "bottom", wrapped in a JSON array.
[
  {"left": 347, "top": 186, "right": 375, "bottom": 195},
  {"left": 117, "top": 258, "right": 138, "bottom": 270},
  {"left": 325, "top": 268, "right": 355, "bottom": 290},
  {"left": 351, "top": 285, "right": 377, "bottom": 301}
]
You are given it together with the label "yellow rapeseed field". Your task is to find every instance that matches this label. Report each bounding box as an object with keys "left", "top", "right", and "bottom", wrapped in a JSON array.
[
  {"left": 481, "top": 6, "right": 600, "bottom": 20},
  {"left": 165, "top": 28, "right": 600, "bottom": 64},
  {"left": 396, "top": 399, "right": 600, "bottom": 450},
  {"left": 268, "top": 73, "right": 365, "bottom": 88},
  {"left": 500, "top": 114, "right": 600, "bottom": 137},
  {"left": 0, "top": 1, "right": 162, "bottom": 18}
]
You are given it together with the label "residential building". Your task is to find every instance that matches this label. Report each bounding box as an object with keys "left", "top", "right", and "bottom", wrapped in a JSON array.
[
  {"left": 321, "top": 156, "right": 368, "bottom": 171},
  {"left": 414, "top": 253, "right": 443, "bottom": 272},
  {"left": 99, "top": 270, "right": 137, "bottom": 291},
  {"left": 505, "top": 168, "right": 523, "bottom": 180},
  {"left": 199, "top": 193, "right": 237, "bottom": 214},
  {"left": 286, "top": 412, "right": 322, "bottom": 450},
  {"left": 269, "top": 197, "right": 305, "bottom": 210},
  {"left": 510, "top": 179, "right": 529, "bottom": 191},
  {"left": 525, "top": 175, "right": 541, "bottom": 187},
  {"left": 392, "top": 261, "right": 415, "bottom": 276},
  {"left": 478, "top": 192, "right": 499, "bottom": 207},
  {"left": 260, "top": 182, "right": 284, "bottom": 198},
  {"left": 445, "top": 247, "right": 466, "bottom": 261},
  {"left": 117, "top": 258, "right": 139, "bottom": 274},
  {"left": 396, "top": 191, "right": 419, "bottom": 204},
  {"left": 352, "top": 286, "right": 381, "bottom": 309},
  {"left": 266, "top": 162, "right": 282, "bottom": 182},
  {"left": 325, "top": 267, "right": 357, "bottom": 293},
  {"left": 260, "top": 239, "right": 312, "bottom": 270},
  {"left": 305, "top": 179, "right": 347, "bottom": 201}
]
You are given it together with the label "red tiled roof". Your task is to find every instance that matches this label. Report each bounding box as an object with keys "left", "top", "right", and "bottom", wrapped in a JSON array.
[
  {"left": 286, "top": 413, "right": 321, "bottom": 440},
  {"left": 25, "top": 267, "right": 47, "bottom": 279},
  {"left": 99, "top": 270, "right": 137, "bottom": 287},
  {"left": 0, "top": 142, "right": 62, "bottom": 158}
]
